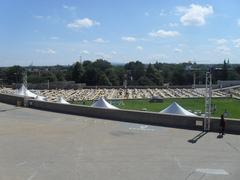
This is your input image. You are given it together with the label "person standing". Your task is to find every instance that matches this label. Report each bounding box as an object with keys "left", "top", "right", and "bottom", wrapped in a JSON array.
[{"left": 219, "top": 114, "right": 226, "bottom": 136}]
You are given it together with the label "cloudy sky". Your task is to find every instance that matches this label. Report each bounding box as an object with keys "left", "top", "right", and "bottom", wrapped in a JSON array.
[{"left": 1, "top": 0, "right": 240, "bottom": 66}]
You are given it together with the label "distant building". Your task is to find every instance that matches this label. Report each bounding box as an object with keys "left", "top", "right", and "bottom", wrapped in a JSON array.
[{"left": 217, "top": 80, "right": 240, "bottom": 88}]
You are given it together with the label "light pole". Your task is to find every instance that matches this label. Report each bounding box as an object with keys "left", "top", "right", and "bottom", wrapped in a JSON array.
[
  {"left": 22, "top": 71, "right": 28, "bottom": 107},
  {"left": 47, "top": 79, "right": 50, "bottom": 89},
  {"left": 193, "top": 71, "right": 196, "bottom": 89},
  {"left": 204, "top": 69, "right": 212, "bottom": 131}
]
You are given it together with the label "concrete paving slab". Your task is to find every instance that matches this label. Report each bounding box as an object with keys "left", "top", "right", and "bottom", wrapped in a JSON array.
[{"left": 0, "top": 102, "right": 239, "bottom": 180}]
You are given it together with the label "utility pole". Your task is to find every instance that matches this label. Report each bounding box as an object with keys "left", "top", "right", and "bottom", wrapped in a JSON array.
[
  {"left": 23, "top": 71, "right": 28, "bottom": 88},
  {"left": 204, "top": 69, "right": 212, "bottom": 131},
  {"left": 47, "top": 79, "right": 50, "bottom": 89},
  {"left": 193, "top": 71, "right": 196, "bottom": 89},
  {"left": 190, "top": 68, "right": 200, "bottom": 89},
  {"left": 22, "top": 71, "right": 28, "bottom": 107},
  {"left": 123, "top": 73, "right": 127, "bottom": 89}
]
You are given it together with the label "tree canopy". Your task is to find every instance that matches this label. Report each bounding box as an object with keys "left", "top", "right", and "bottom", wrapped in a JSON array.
[{"left": 1, "top": 59, "right": 239, "bottom": 86}]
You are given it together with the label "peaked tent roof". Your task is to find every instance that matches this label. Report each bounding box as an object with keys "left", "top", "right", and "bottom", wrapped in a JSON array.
[
  {"left": 35, "top": 95, "right": 47, "bottom": 101},
  {"left": 57, "top": 97, "right": 70, "bottom": 104},
  {"left": 160, "top": 102, "right": 197, "bottom": 116},
  {"left": 91, "top": 97, "right": 118, "bottom": 109},
  {"left": 16, "top": 84, "right": 37, "bottom": 98}
]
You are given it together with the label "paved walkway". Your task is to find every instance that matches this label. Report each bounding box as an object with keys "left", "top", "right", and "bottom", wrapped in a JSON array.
[{"left": 0, "top": 102, "right": 240, "bottom": 180}]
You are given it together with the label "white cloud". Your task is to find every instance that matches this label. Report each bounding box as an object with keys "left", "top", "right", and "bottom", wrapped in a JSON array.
[
  {"left": 149, "top": 29, "right": 180, "bottom": 38},
  {"left": 216, "top": 45, "right": 231, "bottom": 55},
  {"left": 159, "top": 9, "right": 167, "bottom": 16},
  {"left": 33, "top": 15, "right": 44, "bottom": 19},
  {"left": 50, "top": 36, "right": 59, "bottom": 40},
  {"left": 67, "top": 18, "right": 100, "bottom": 29},
  {"left": 144, "top": 12, "right": 150, "bottom": 16},
  {"left": 82, "top": 40, "right": 89, "bottom": 43},
  {"left": 136, "top": 46, "right": 143, "bottom": 51},
  {"left": 63, "top": 4, "right": 76, "bottom": 11},
  {"left": 209, "top": 38, "right": 227, "bottom": 45},
  {"left": 148, "top": 54, "right": 168, "bottom": 61},
  {"left": 93, "top": 38, "right": 108, "bottom": 43},
  {"left": 216, "top": 38, "right": 227, "bottom": 45},
  {"left": 36, "top": 48, "right": 56, "bottom": 54},
  {"left": 47, "top": 49, "right": 56, "bottom": 54},
  {"left": 121, "top": 36, "right": 137, "bottom": 42},
  {"left": 81, "top": 50, "right": 89, "bottom": 54},
  {"left": 169, "top": 22, "right": 178, "bottom": 27},
  {"left": 111, "top": 51, "right": 117, "bottom": 55},
  {"left": 177, "top": 4, "right": 213, "bottom": 26},
  {"left": 95, "top": 52, "right": 112, "bottom": 59},
  {"left": 33, "top": 15, "right": 51, "bottom": 20},
  {"left": 233, "top": 39, "right": 240, "bottom": 48},
  {"left": 174, "top": 48, "right": 182, "bottom": 53}
]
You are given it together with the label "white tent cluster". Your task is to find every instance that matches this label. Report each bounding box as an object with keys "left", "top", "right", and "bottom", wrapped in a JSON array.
[
  {"left": 57, "top": 97, "right": 70, "bottom": 104},
  {"left": 14, "top": 85, "right": 197, "bottom": 115},
  {"left": 16, "top": 84, "right": 37, "bottom": 98},
  {"left": 35, "top": 95, "right": 47, "bottom": 101},
  {"left": 16, "top": 84, "right": 47, "bottom": 101},
  {"left": 91, "top": 97, "right": 118, "bottom": 109},
  {"left": 160, "top": 102, "right": 197, "bottom": 116}
]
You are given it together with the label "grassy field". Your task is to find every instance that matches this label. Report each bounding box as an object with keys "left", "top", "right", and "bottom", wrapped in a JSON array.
[{"left": 75, "top": 98, "right": 240, "bottom": 119}]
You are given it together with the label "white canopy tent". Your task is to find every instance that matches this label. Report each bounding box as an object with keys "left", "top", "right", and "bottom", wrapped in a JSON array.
[
  {"left": 35, "top": 95, "right": 47, "bottom": 101},
  {"left": 16, "top": 84, "right": 37, "bottom": 98},
  {"left": 160, "top": 102, "right": 197, "bottom": 116},
  {"left": 91, "top": 97, "right": 118, "bottom": 109},
  {"left": 57, "top": 97, "right": 70, "bottom": 104}
]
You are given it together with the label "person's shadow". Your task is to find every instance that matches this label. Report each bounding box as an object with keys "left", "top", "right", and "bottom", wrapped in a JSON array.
[
  {"left": 217, "top": 134, "right": 223, "bottom": 139},
  {"left": 188, "top": 131, "right": 208, "bottom": 144},
  {"left": 0, "top": 107, "right": 21, "bottom": 112}
]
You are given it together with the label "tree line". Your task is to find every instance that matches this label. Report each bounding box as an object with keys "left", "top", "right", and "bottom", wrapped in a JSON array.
[{"left": 0, "top": 59, "right": 240, "bottom": 86}]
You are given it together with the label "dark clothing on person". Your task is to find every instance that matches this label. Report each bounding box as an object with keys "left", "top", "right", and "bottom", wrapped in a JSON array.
[{"left": 219, "top": 115, "right": 226, "bottom": 135}]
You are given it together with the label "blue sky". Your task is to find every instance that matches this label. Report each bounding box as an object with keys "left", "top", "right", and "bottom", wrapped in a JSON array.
[{"left": 1, "top": 0, "right": 240, "bottom": 66}]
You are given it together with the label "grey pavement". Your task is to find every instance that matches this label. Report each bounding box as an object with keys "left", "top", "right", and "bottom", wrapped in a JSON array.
[{"left": 0, "top": 102, "right": 240, "bottom": 180}]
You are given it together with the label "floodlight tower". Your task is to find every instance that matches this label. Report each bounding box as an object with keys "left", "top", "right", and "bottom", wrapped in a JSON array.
[
  {"left": 22, "top": 71, "right": 28, "bottom": 107},
  {"left": 204, "top": 68, "right": 212, "bottom": 131},
  {"left": 23, "top": 71, "right": 28, "bottom": 88},
  {"left": 193, "top": 71, "right": 196, "bottom": 89}
]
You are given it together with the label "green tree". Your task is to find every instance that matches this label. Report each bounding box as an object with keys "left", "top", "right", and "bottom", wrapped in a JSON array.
[
  {"left": 82, "top": 67, "right": 97, "bottom": 85},
  {"left": 93, "top": 59, "right": 111, "bottom": 71},
  {"left": 146, "top": 64, "right": 162, "bottom": 85},
  {"left": 124, "top": 61, "right": 145, "bottom": 81},
  {"left": 106, "top": 68, "right": 120, "bottom": 86},
  {"left": 55, "top": 71, "right": 65, "bottom": 81},
  {"left": 171, "top": 65, "right": 185, "bottom": 85},
  {"left": 222, "top": 59, "right": 228, "bottom": 80},
  {"left": 97, "top": 72, "right": 111, "bottom": 86},
  {"left": 72, "top": 62, "right": 84, "bottom": 83},
  {"left": 27, "top": 74, "right": 45, "bottom": 83},
  {"left": 83, "top": 60, "right": 92, "bottom": 68},
  {"left": 6, "top": 65, "right": 25, "bottom": 84},
  {"left": 137, "top": 76, "right": 155, "bottom": 86}
]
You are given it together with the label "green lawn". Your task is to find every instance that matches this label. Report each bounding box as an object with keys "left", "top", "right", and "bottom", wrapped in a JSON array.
[{"left": 73, "top": 98, "right": 240, "bottom": 119}]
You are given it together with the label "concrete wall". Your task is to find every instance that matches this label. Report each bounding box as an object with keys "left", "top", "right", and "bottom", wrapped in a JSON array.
[
  {"left": 28, "top": 99, "right": 204, "bottom": 130},
  {"left": 27, "top": 100, "right": 240, "bottom": 134},
  {"left": 0, "top": 93, "right": 25, "bottom": 106},
  {"left": 0, "top": 93, "right": 239, "bottom": 134},
  {"left": 211, "top": 117, "right": 240, "bottom": 134}
]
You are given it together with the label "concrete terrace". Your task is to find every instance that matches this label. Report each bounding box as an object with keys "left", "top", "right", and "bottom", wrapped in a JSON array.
[{"left": 0, "top": 102, "right": 240, "bottom": 180}]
